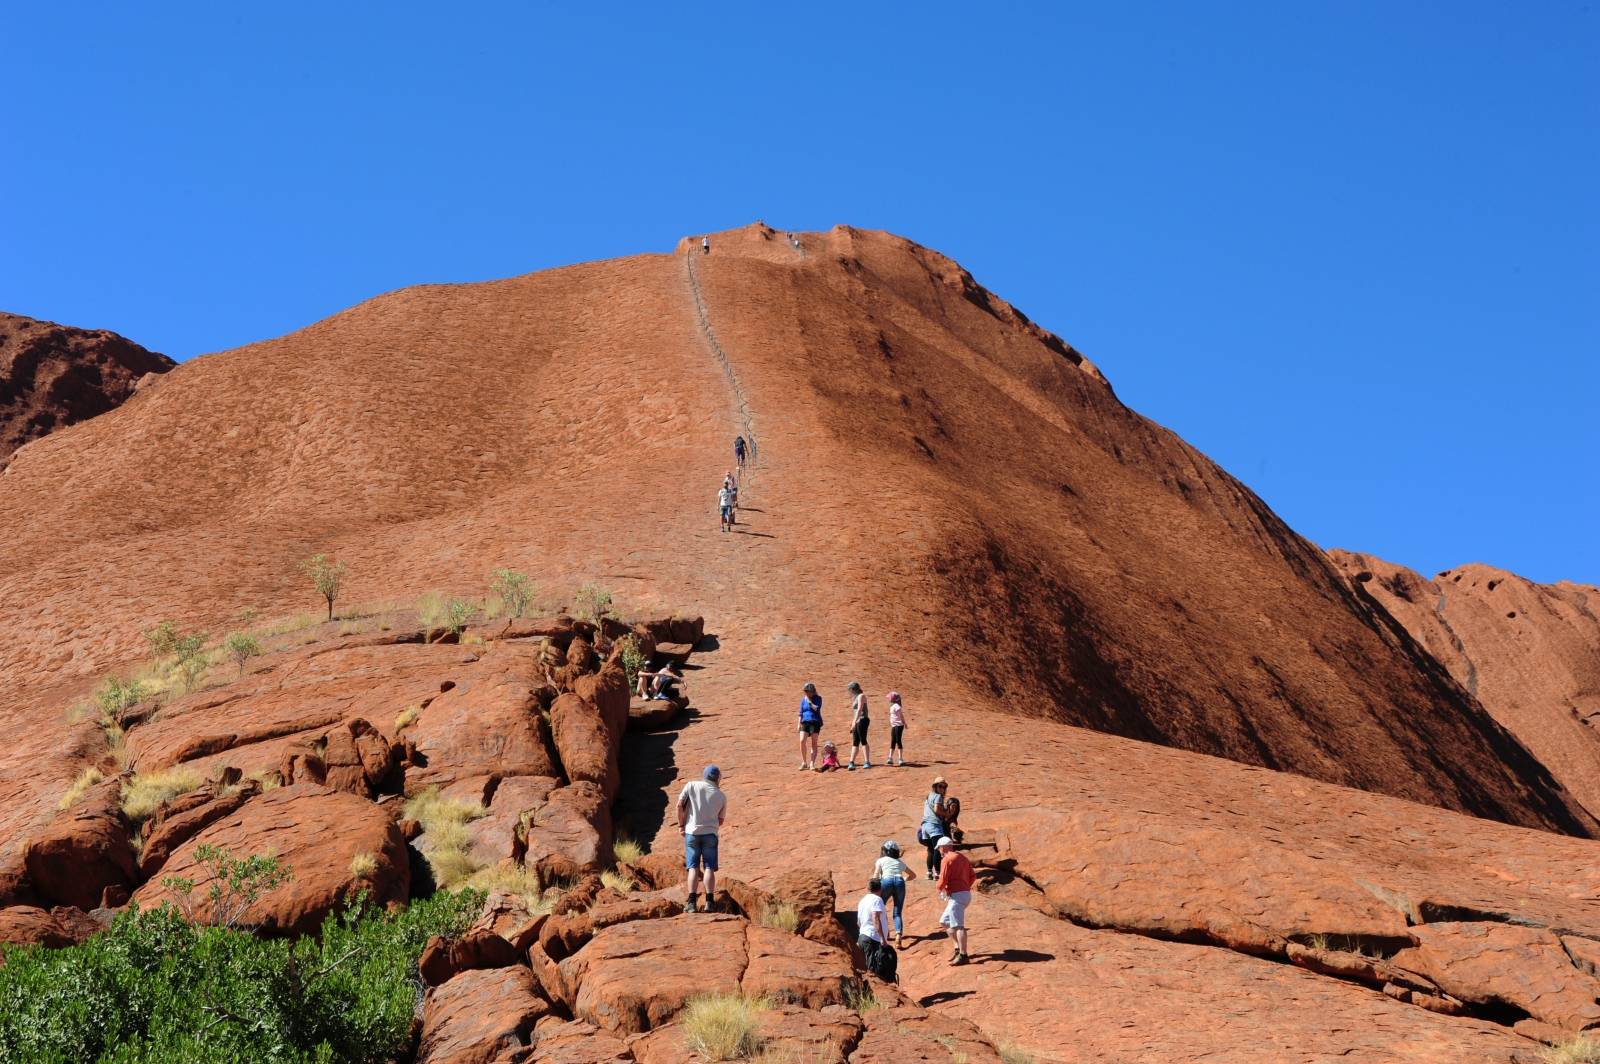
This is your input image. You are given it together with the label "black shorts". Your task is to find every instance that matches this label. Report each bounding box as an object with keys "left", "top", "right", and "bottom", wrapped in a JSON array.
[
  {"left": 890, "top": 725, "right": 904, "bottom": 747},
  {"left": 800, "top": 720, "right": 821, "bottom": 735},
  {"left": 852, "top": 718, "right": 870, "bottom": 745}
]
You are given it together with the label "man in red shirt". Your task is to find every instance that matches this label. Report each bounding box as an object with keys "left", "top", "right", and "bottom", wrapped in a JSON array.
[{"left": 934, "top": 836, "right": 975, "bottom": 964}]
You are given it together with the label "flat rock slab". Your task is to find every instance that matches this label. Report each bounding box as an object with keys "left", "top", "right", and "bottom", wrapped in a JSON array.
[
  {"left": 132, "top": 783, "right": 409, "bottom": 935},
  {"left": 526, "top": 1018, "right": 633, "bottom": 1063},
  {"left": 127, "top": 640, "right": 478, "bottom": 774},
  {"left": 626, "top": 696, "right": 683, "bottom": 732},
  {"left": 894, "top": 891, "right": 1538, "bottom": 1064},
  {"left": 419, "top": 965, "right": 549, "bottom": 1064},
  {"left": 1391, "top": 921, "right": 1600, "bottom": 1032}
]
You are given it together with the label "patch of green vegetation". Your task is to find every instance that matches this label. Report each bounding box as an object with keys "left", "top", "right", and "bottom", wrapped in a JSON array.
[
  {"left": 490, "top": 568, "right": 535, "bottom": 619},
  {"left": 0, "top": 886, "right": 480, "bottom": 1062},
  {"left": 300, "top": 553, "right": 348, "bottom": 623}
]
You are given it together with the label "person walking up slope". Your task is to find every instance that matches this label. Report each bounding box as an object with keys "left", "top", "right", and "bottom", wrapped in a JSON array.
[
  {"left": 718, "top": 482, "right": 734, "bottom": 533},
  {"left": 846, "top": 682, "right": 871, "bottom": 769},
  {"left": 873, "top": 841, "right": 917, "bottom": 946},
  {"left": 935, "top": 836, "right": 975, "bottom": 965},
  {"left": 677, "top": 765, "right": 726, "bottom": 912},
  {"left": 856, "top": 878, "right": 893, "bottom": 980},
  {"left": 886, "top": 691, "right": 906, "bottom": 766}
]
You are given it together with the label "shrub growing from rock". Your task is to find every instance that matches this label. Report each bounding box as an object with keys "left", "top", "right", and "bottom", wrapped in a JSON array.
[
  {"left": 490, "top": 568, "right": 535, "bottom": 619},
  {"left": 0, "top": 889, "right": 479, "bottom": 1062},
  {"left": 223, "top": 631, "right": 262, "bottom": 677},
  {"left": 300, "top": 553, "right": 347, "bottom": 622},
  {"left": 572, "top": 583, "right": 613, "bottom": 625}
]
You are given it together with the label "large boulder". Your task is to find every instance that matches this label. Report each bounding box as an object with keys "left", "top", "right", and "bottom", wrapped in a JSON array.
[
  {"left": 22, "top": 779, "right": 136, "bottom": 910},
  {"left": 523, "top": 1018, "right": 633, "bottom": 1063},
  {"left": 139, "top": 775, "right": 262, "bottom": 878},
  {"left": 407, "top": 665, "right": 560, "bottom": 793},
  {"left": 771, "top": 868, "right": 854, "bottom": 956},
  {"left": 853, "top": 1004, "right": 1006, "bottom": 1063},
  {"left": 418, "top": 928, "right": 524, "bottom": 987},
  {"left": 417, "top": 965, "right": 549, "bottom": 1064},
  {"left": 539, "top": 891, "right": 683, "bottom": 962},
  {"left": 132, "top": 784, "right": 408, "bottom": 935},
  {"left": 468, "top": 775, "right": 558, "bottom": 869},
  {"left": 558, "top": 913, "right": 857, "bottom": 1036},
  {"left": 631, "top": 1005, "right": 862, "bottom": 1064},
  {"left": 523, "top": 782, "right": 612, "bottom": 880},
  {"left": 320, "top": 718, "right": 395, "bottom": 796},
  {"left": 550, "top": 693, "right": 619, "bottom": 799}
]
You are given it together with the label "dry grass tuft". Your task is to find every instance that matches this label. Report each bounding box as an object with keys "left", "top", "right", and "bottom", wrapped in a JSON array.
[
  {"left": 394, "top": 705, "right": 421, "bottom": 733},
  {"left": 601, "top": 868, "right": 636, "bottom": 894},
  {"left": 463, "top": 862, "right": 555, "bottom": 912},
  {"left": 757, "top": 901, "right": 800, "bottom": 934},
  {"left": 121, "top": 767, "right": 205, "bottom": 822},
  {"left": 843, "top": 981, "right": 882, "bottom": 1013},
  {"left": 57, "top": 767, "right": 105, "bottom": 810},
  {"left": 612, "top": 834, "right": 644, "bottom": 865},
  {"left": 680, "top": 993, "right": 769, "bottom": 1060},
  {"left": 1546, "top": 1037, "right": 1600, "bottom": 1064},
  {"left": 348, "top": 851, "right": 378, "bottom": 878},
  {"left": 998, "top": 1044, "right": 1037, "bottom": 1064},
  {"left": 403, "top": 787, "right": 487, "bottom": 888}
]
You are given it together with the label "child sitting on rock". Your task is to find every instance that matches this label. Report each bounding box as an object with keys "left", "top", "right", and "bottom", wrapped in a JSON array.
[{"left": 817, "top": 740, "right": 841, "bottom": 771}]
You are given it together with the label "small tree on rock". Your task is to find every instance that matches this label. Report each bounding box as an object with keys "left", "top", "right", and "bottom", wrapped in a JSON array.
[
  {"left": 490, "top": 568, "right": 534, "bottom": 619},
  {"left": 160, "top": 844, "right": 291, "bottom": 930},
  {"left": 224, "top": 632, "right": 262, "bottom": 677},
  {"left": 572, "top": 583, "right": 613, "bottom": 626},
  {"left": 300, "top": 554, "right": 347, "bottom": 622}
]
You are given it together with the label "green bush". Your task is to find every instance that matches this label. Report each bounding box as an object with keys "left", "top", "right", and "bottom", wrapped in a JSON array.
[
  {"left": 572, "top": 583, "right": 613, "bottom": 625},
  {"left": 300, "top": 554, "right": 348, "bottom": 623},
  {"left": 0, "top": 890, "right": 481, "bottom": 1062},
  {"left": 618, "top": 634, "right": 646, "bottom": 691},
  {"left": 490, "top": 569, "right": 534, "bottom": 619},
  {"left": 223, "top": 632, "right": 262, "bottom": 678},
  {"left": 94, "top": 676, "right": 147, "bottom": 718}
]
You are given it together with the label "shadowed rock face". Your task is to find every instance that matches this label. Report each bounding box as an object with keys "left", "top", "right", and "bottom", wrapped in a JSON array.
[
  {"left": 1333, "top": 550, "right": 1600, "bottom": 820},
  {"left": 0, "top": 311, "right": 172, "bottom": 465}
]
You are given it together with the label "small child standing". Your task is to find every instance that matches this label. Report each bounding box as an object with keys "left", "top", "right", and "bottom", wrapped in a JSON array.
[
  {"left": 887, "top": 691, "right": 906, "bottom": 766},
  {"left": 817, "top": 740, "right": 841, "bottom": 771}
]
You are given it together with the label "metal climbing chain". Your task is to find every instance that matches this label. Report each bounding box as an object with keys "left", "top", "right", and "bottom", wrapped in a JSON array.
[{"left": 685, "top": 249, "right": 759, "bottom": 468}]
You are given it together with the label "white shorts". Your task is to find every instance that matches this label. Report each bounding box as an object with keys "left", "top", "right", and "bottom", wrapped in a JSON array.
[{"left": 940, "top": 890, "right": 971, "bottom": 929}]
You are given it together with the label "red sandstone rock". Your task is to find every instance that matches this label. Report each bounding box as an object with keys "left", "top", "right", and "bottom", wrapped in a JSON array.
[
  {"left": 132, "top": 784, "right": 408, "bottom": 934},
  {"left": 22, "top": 779, "right": 136, "bottom": 911},
  {"left": 321, "top": 717, "right": 395, "bottom": 795},
  {"left": 560, "top": 914, "right": 749, "bottom": 1033},
  {"left": 468, "top": 776, "right": 558, "bottom": 868},
  {"left": 418, "top": 965, "right": 548, "bottom": 1064},
  {"left": 538, "top": 892, "right": 683, "bottom": 962},
  {"left": 0, "top": 311, "right": 172, "bottom": 464},
  {"left": 138, "top": 776, "right": 261, "bottom": 878},
  {"left": 742, "top": 924, "right": 858, "bottom": 1007},
  {"left": 419, "top": 929, "right": 525, "bottom": 987},
  {"left": 522, "top": 782, "right": 611, "bottom": 881},
  {"left": 1333, "top": 550, "right": 1600, "bottom": 821},
  {"left": 852, "top": 1004, "right": 1005, "bottom": 1063},
  {"left": 0, "top": 904, "right": 102, "bottom": 947},
  {"left": 408, "top": 664, "right": 560, "bottom": 794},
  {"left": 524, "top": 1018, "right": 633, "bottom": 1062},
  {"left": 1390, "top": 922, "right": 1600, "bottom": 1032}
]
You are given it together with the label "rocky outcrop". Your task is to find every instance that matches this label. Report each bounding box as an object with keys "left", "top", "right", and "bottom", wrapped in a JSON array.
[
  {"left": 406, "top": 660, "right": 561, "bottom": 793},
  {"left": 21, "top": 779, "right": 136, "bottom": 910},
  {"left": 132, "top": 784, "right": 408, "bottom": 934},
  {"left": 0, "top": 311, "right": 172, "bottom": 465},
  {"left": 1333, "top": 551, "right": 1600, "bottom": 820},
  {"left": 521, "top": 782, "right": 612, "bottom": 881},
  {"left": 0, "top": 904, "right": 103, "bottom": 947},
  {"left": 418, "top": 965, "right": 549, "bottom": 1064}
]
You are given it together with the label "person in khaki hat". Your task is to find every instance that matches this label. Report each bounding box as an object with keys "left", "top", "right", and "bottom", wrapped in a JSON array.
[{"left": 918, "top": 777, "right": 952, "bottom": 878}]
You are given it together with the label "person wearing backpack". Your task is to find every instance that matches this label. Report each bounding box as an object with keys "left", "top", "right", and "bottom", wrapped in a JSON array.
[
  {"left": 856, "top": 877, "right": 895, "bottom": 981},
  {"left": 797, "top": 682, "right": 823, "bottom": 770}
]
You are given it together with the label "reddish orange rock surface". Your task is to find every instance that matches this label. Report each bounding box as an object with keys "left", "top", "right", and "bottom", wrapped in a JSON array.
[{"left": 1334, "top": 550, "right": 1600, "bottom": 819}]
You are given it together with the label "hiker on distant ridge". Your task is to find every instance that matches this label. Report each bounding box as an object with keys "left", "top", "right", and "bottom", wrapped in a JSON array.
[
  {"left": 734, "top": 436, "right": 747, "bottom": 469},
  {"left": 723, "top": 471, "right": 739, "bottom": 512},
  {"left": 702, "top": 235, "right": 710, "bottom": 254},
  {"left": 886, "top": 691, "right": 907, "bottom": 766},
  {"left": 677, "top": 764, "right": 726, "bottom": 913},
  {"left": 718, "top": 482, "right": 734, "bottom": 533},
  {"left": 798, "top": 682, "right": 823, "bottom": 770}
]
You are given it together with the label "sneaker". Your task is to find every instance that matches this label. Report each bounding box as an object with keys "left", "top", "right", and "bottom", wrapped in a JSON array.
[
  {"left": 949, "top": 947, "right": 962, "bottom": 962},
  {"left": 686, "top": 899, "right": 699, "bottom": 913},
  {"left": 703, "top": 898, "right": 718, "bottom": 914},
  {"left": 864, "top": 761, "right": 872, "bottom": 769},
  {"left": 846, "top": 762, "right": 856, "bottom": 771},
  {"left": 951, "top": 952, "right": 969, "bottom": 966}
]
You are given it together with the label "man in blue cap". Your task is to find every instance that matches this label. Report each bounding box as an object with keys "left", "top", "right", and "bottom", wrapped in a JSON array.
[{"left": 676, "top": 763, "right": 727, "bottom": 912}]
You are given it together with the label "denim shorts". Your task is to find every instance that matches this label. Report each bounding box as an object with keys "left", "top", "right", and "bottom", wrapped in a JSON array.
[{"left": 685, "top": 832, "right": 719, "bottom": 871}]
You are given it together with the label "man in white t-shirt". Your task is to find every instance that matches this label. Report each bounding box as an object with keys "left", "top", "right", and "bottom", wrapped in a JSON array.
[
  {"left": 856, "top": 877, "right": 890, "bottom": 974},
  {"left": 677, "top": 764, "right": 727, "bottom": 912},
  {"left": 718, "top": 485, "right": 734, "bottom": 532}
]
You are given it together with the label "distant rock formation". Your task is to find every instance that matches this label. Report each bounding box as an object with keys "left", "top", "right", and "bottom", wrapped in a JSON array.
[
  {"left": 0, "top": 311, "right": 173, "bottom": 465},
  {"left": 1333, "top": 549, "right": 1600, "bottom": 819}
]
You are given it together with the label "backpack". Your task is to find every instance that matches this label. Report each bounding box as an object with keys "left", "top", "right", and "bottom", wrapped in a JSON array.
[{"left": 872, "top": 941, "right": 898, "bottom": 983}]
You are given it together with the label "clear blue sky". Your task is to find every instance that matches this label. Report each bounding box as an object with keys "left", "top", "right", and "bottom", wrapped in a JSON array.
[{"left": 5, "top": 3, "right": 1595, "bottom": 583}]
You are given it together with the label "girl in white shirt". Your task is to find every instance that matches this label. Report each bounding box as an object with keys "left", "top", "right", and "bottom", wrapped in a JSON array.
[
  {"left": 872, "top": 840, "right": 918, "bottom": 946},
  {"left": 886, "top": 691, "right": 906, "bottom": 766}
]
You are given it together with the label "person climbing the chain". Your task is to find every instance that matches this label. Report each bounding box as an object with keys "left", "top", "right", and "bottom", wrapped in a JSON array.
[
  {"left": 718, "top": 480, "right": 734, "bottom": 533},
  {"left": 723, "top": 471, "right": 739, "bottom": 517},
  {"left": 702, "top": 235, "right": 710, "bottom": 255},
  {"left": 734, "top": 435, "right": 747, "bottom": 469}
]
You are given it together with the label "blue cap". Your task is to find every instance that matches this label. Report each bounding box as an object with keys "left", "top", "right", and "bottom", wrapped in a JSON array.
[{"left": 704, "top": 764, "right": 721, "bottom": 780}]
